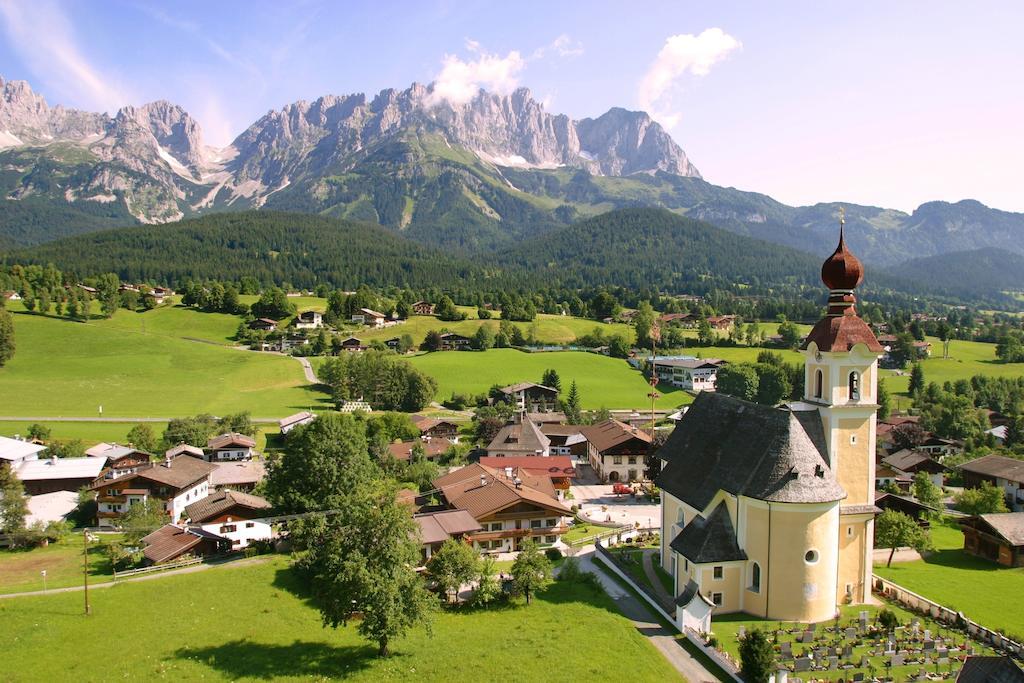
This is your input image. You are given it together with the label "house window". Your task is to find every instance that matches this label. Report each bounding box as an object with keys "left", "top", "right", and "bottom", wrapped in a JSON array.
[
  {"left": 545, "top": 535, "right": 556, "bottom": 543},
  {"left": 750, "top": 562, "right": 761, "bottom": 593},
  {"left": 545, "top": 519, "right": 556, "bottom": 527},
  {"left": 627, "top": 456, "right": 636, "bottom": 465},
  {"left": 220, "top": 524, "right": 237, "bottom": 533},
  {"left": 489, "top": 522, "right": 503, "bottom": 532},
  {"left": 712, "top": 592, "right": 723, "bottom": 606},
  {"left": 613, "top": 456, "right": 623, "bottom": 465},
  {"left": 850, "top": 435, "right": 857, "bottom": 445},
  {"left": 849, "top": 371, "right": 860, "bottom": 400},
  {"left": 805, "top": 549, "right": 819, "bottom": 564},
  {"left": 814, "top": 369, "right": 823, "bottom": 398},
  {"left": 684, "top": 559, "right": 689, "bottom": 572},
  {"left": 713, "top": 565, "right": 723, "bottom": 580},
  {"left": 530, "top": 520, "right": 542, "bottom": 529},
  {"left": 676, "top": 509, "right": 684, "bottom": 525},
  {"left": 246, "top": 522, "right": 255, "bottom": 529}
]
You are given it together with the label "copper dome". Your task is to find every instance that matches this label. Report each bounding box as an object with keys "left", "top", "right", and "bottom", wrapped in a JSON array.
[{"left": 821, "top": 225, "right": 864, "bottom": 291}]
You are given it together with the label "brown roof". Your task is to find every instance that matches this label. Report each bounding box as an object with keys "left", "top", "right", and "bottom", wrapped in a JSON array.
[
  {"left": 207, "top": 432, "right": 257, "bottom": 450},
  {"left": 539, "top": 424, "right": 585, "bottom": 437},
  {"left": 209, "top": 460, "right": 266, "bottom": 487},
  {"left": 478, "top": 456, "right": 576, "bottom": 479},
  {"left": 801, "top": 312, "right": 884, "bottom": 353},
  {"left": 581, "top": 419, "right": 651, "bottom": 453},
  {"left": 500, "top": 382, "right": 557, "bottom": 395},
  {"left": 413, "top": 417, "right": 459, "bottom": 432},
  {"left": 94, "top": 455, "right": 215, "bottom": 491},
  {"left": 432, "top": 463, "right": 569, "bottom": 520},
  {"left": 883, "top": 449, "right": 947, "bottom": 474},
  {"left": 183, "top": 489, "right": 270, "bottom": 523},
  {"left": 141, "top": 524, "right": 225, "bottom": 564},
  {"left": 165, "top": 443, "right": 204, "bottom": 459},
  {"left": 414, "top": 510, "right": 482, "bottom": 545},
  {"left": 388, "top": 438, "right": 450, "bottom": 462},
  {"left": 486, "top": 419, "right": 551, "bottom": 455},
  {"left": 960, "top": 454, "right": 1024, "bottom": 484},
  {"left": 974, "top": 512, "right": 1024, "bottom": 546}
]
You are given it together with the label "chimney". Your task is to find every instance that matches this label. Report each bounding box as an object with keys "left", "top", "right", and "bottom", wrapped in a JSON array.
[
  {"left": 51, "top": 455, "right": 58, "bottom": 465},
  {"left": 480, "top": 474, "right": 487, "bottom": 487},
  {"left": 514, "top": 478, "right": 522, "bottom": 489},
  {"left": 504, "top": 466, "right": 514, "bottom": 479}
]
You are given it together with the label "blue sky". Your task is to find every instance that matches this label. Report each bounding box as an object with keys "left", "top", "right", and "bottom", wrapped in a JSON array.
[{"left": 1, "top": 0, "right": 1022, "bottom": 212}]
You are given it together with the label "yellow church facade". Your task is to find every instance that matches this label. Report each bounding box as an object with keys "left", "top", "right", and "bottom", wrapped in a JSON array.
[{"left": 656, "top": 219, "right": 883, "bottom": 630}]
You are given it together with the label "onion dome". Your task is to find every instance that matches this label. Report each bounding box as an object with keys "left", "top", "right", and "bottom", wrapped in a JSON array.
[{"left": 821, "top": 219, "right": 863, "bottom": 291}]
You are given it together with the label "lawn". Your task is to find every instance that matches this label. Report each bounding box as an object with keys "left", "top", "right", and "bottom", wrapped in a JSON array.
[
  {"left": 0, "top": 420, "right": 168, "bottom": 446},
  {"left": 873, "top": 519, "right": 1024, "bottom": 638},
  {"left": 880, "top": 337, "right": 1024, "bottom": 398},
  {"left": 0, "top": 534, "right": 124, "bottom": 594},
  {"left": 92, "top": 301, "right": 243, "bottom": 345},
  {"left": 713, "top": 603, "right": 996, "bottom": 682},
  {"left": 0, "top": 310, "right": 320, "bottom": 418},
  {"left": 0, "top": 555, "right": 683, "bottom": 682},
  {"left": 407, "top": 349, "right": 690, "bottom": 410},
  {"left": 357, "top": 313, "right": 637, "bottom": 346}
]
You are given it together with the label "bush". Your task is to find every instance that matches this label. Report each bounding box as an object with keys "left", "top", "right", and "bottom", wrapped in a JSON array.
[
  {"left": 557, "top": 556, "right": 583, "bottom": 582},
  {"left": 878, "top": 608, "right": 900, "bottom": 632},
  {"left": 544, "top": 547, "right": 562, "bottom": 562}
]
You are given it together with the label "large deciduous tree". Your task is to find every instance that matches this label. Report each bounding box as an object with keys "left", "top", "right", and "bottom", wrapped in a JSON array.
[
  {"left": 0, "top": 465, "right": 28, "bottom": 533},
  {"left": 738, "top": 628, "right": 775, "bottom": 683},
  {"left": 875, "top": 509, "right": 932, "bottom": 567},
  {"left": 427, "top": 539, "right": 479, "bottom": 603},
  {"left": 510, "top": 539, "right": 552, "bottom": 605}
]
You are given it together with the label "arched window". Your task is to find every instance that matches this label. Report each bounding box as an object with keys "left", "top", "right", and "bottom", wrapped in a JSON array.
[
  {"left": 751, "top": 562, "right": 761, "bottom": 592},
  {"left": 849, "top": 371, "right": 860, "bottom": 401},
  {"left": 814, "top": 369, "right": 823, "bottom": 398}
]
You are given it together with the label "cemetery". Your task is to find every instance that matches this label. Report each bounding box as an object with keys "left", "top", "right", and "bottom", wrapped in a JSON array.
[{"left": 713, "top": 603, "right": 1001, "bottom": 682}]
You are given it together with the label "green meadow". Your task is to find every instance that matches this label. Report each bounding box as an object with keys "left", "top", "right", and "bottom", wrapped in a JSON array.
[
  {"left": 880, "top": 337, "right": 1024, "bottom": 397},
  {"left": 0, "top": 556, "right": 682, "bottom": 682}
]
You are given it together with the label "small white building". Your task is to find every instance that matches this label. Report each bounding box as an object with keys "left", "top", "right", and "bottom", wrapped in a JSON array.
[
  {"left": 183, "top": 489, "right": 273, "bottom": 550},
  {"left": 652, "top": 358, "right": 726, "bottom": 392},
  {"left": 293, "top": 310, "right": 323, "bottom": 330},
  {"left": 279, "top": 411, "right": 315, "bottom": 434},
  {"left": 0, "top": 435, "right": 46, "bottom": 470},
  {"left": 205, "top": 433, "right": 257, "bottom": 462},
  {"left": 91, "top": 455, "right": 215, "bottom": 527}
]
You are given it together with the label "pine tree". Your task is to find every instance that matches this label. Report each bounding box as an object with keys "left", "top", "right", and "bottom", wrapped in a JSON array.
[
  {"left": 0, "top": 465, "right": 28, "bottom": 533},
  {"left": 0, "top": 302, "right": 15, "bottom": 367},
  {"left": 909, "top": 363, "right": 926, "bottom": 396},
  {"left": 563, "top": 381, "right": 583, "bottom": 425},
  {"left": 877, "top": 379, "right": 892, "bottom": 420}
]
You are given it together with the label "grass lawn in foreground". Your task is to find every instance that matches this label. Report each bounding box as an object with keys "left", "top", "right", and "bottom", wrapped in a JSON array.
[
  {"left": 874, "top": 519, "right": 1024, "bottom": 638},
  {"left": 408, "top": 349, "right": 690, "bottom": 409},
  {"left": 0, "top": 310, "right": 320, "bottom": 418},
  {"left": 0, "top": 534, "right": 124, "bottom": 594},
  {"left": 0, "top": 555, "right": 682, "bottom": 682}
]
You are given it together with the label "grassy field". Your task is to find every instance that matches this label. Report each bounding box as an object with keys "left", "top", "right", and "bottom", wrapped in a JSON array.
[
  {"left": 873, "top": 518, "right": 1024, "bottom": 637},
  {"left": 0, "top": 308, "right": 319, "bottom": 418},
  {"left": 407, "top": 349, "right": 690, "bottom": 410},
  {"left": 0, "top": 555, "right": 682, "bottom": 682},
  {"left": 880, "top": 337, "right": 1024, "bottom": 397},
  {"left": 0, "top": 534, "right": 124, "bottom": 594},
  {"left": 0, "top": 420, "right": 168, "bottom": 445}
]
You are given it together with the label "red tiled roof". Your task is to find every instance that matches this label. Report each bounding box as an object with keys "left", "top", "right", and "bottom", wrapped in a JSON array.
[
  {"left": 478, "top": 456, "right": 575, "bottom": 479},
  {"left": 801, "top": 312, "right": 884, "bottom": 353}
]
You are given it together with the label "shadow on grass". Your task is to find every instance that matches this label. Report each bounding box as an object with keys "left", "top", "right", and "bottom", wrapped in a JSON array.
[
  {"left": 173, "top": 639, "right": 378, "bottom": 679},
  {"left": 923, "top": 548, "right": 1004, "bottom": 571}
]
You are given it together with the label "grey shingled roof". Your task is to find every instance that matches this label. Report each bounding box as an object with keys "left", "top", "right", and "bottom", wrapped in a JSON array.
[
  {"left": 956, "top": 656, "right": 1024, "bottom": 683},
  {"left": 669, "top": 502, "right": 748, "bottom": 564},
  {"left": 655, "top": 392, "right": 846, "bottom": 510},
  {"left": 978, "top": 512, "right": 1024, "bottom": 546}
]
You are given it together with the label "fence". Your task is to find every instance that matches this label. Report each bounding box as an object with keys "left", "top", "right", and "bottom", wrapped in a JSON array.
[
  {"left": 872, "top": 574, "right": 1023, "bottom": 657},
  {"left": 593, "top": 540, "right": 744, "bottom": 682},
  {"left": 113, "top": 555, "right": 201, "bottom": 579},
  {"left": 565, "top": 524, "right": 633, "bottom": 548}
]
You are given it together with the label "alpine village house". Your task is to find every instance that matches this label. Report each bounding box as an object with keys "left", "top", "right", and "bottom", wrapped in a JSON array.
[{"left": 657, "top": 217, "right": 883, "bottom": 633}]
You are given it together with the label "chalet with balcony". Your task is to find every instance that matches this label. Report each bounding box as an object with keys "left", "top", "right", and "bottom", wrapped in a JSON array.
[
  {"left": 498, "top": 382, "right": 559, "bottom": 412},
  {"left": 248, "top": 318, "right": 278, "bottom": 332},
  {"left": 183, "top": 489, "right": 273, "bottom": 550},
  {"left": 205, "top": 433, "right": 257, "bottom": 462},
  {"left": 91, "top": 455, "right": 216, "bottom": 527},
  {"left": 412, "top": 417, "right": 460, "bottom": 443},
  {"left": 86, "top": 444, "right": 152, "bottom": 479},
  {"left": 412, "top": 301, "right": 435, "bottom": 315},
  {"left": 413, "top": 509, "right": 481, "bottom": 563},
  {"left": 881, "top": 449, "right": 948, "bottom": 487},
  {"left": 959, "top": 512, "right": 1024, "bottom": 567},
  {"left": 652, "top": 357, "right": 726, "bottom": 392},
  {"left": 141, "top": 524, "right": 229, "bottom": 565},
  {"left": 960, "top": 454, "right": 1024, "bottom": 511},
  {"left": 432, "top": 463, "right": 572, "bottom": 553},
  {"left": 293, "top": 310, "right": 323, "bottom": 329},
  {"left": 581, "top": 419, "right": 652, "bottom": 483},
  {"left": 438, "top": 332, "right": 472, "bottom": 351},
  {"left": 387, "top": 438, "right": 450, "bottom": 462}
]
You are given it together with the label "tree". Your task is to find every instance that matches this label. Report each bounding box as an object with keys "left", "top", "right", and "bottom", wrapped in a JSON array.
[
  {"left": 877, "top": 379, "right": 892, "bottom": 420},
  {"left": 127, "top": 424, "right": 157, "bottom": 452},
  {"left": 510, "top": 539, "right": 552, "bottom": 605},
  {"left": 218, "top": 411, "right": 255, "bottom": 436},
  {"left": 121, "top": 498, "right": 167, "bottom": 546},
  {"left": 738, "top": 628, "right": 775, "bottom": 683},
  {"left": 754, "top": 363, "right": 791, "bottom": 406},
  {"left": 421, "top": 330, "right": 443, "bottom": 352},
  {"left": 266, "top": 413, "right": 378, "bottom": 515},
  {"left": 878, "top": 608, "right": 900, "bottom": 632},
  {"left": 716, "top": 365, "right": 759, "bottom": 402},
  {"left": 301, "top": 486, "right": 435, "bottom": 657},
  {"left": 891, "top": 422, "right": 926, "bottom": 450},
  {"left": 633, "top": 301, "right": 657, "bottom": 349},
  {"left": 697, "top": 318, "right": 714, "bottom": 346},
  {"left": 0, "top": 465, "right": 28, "bottom": 533},
  {"left": 0, "top": 302, "right": 14, "bottom": 367},
  {"left": 162, "top": 414, "right": 218, "bottom": 448},
  {"left": 541, "top": 368, "right": 561, "bottom": 393},
  {"left": 875, "top": 509, "right": 932, "bottom": 567},
  {"left": 911, "top": 471, "right": 943, "bottom": 512},
  {"left": 250, "top": 287, "right": 295, "bottom": 320},
  {"left": 909, "top": 363, "right": 926, "bottom": 396},
  {"left": 470, "top": 325, "right": 493, "bottom": 351},
  {"left": 778, "top": 321, "right": 801, "bottom": 349},
  {"left": 472, "top": 555, "right": 503, "bottom": 606},
  {"left": 607, "top": 334, "right": 630, "bottom": 358},
  {"left": 955, "top": 481, "right": 1009, "bottom": 515},
  {"left": 435, "top": 295, "right": 464, "bottom": 321},
  {"left": 27, "top": 423, "right": 51, "bottom": 442},
  {"left": 563, "top": 380, "right": 583, "bottom": 425},
  {"left": 427, "top": 539, "right": 480, "bottom": 603},
  {"left": 96, "top": 273, "right": 120, "bottom": 318}
]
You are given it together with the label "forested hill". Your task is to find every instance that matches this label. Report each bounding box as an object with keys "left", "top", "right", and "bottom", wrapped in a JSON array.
[
  {"left": 501, "top": 208, "right": 831, "bottom": 292},
  {"left": 884, "top": 247, "right": 1024, "bottom": 299},
  {"left": 7, "top": 212, "right": 488, "bottom": 290}
]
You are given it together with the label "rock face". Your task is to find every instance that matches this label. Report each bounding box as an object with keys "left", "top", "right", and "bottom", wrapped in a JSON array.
[{"left": 0, "top": 76, "right": 106, "bottom": 145}]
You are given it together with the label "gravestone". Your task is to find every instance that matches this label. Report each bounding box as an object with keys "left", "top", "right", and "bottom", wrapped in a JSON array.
[
  {"left": 924, "top": 629, "right": 932, "bottom": 641},
  {"left": 780, "top": 641, "right": 793, "bottom": 657},
  {"left": 843, "top": 645, "right": 853, "bottom": 658},
  {"left": 924, "top": 640, "right": 936, "bottom": 652},
  {"left": 802, "top": 631, "right": 814, "bottom": 644},
  {"left": 738, "top": 626, "right": 746, "bottom": 638},
  {"left": 891, "top": 653, "right": 905, "bottom": 667},
  {"left": 853, "top": 673, "right": 865, "bottom": 682},
  {"left": 829, "top": 656, "right": 839, "bottom": 670},
  {"left": 794, "top": 657, "right": 811, "bottom": 673},
  {"left": 846, "top": 627, "right": 858, "bottom": 640}
]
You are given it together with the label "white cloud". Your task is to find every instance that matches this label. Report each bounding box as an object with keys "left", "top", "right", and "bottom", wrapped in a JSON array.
[
  {"left": 639, "top": 28, "right": 741, "bottom": 127},
  {"left": 551, "top": 34, "right": 584, "bottom": 58},
  {"left": 0, "top": 0, "right": 130, "bottom": 114},
  {"left": 428, "top": 46, "right": 525, "bottom": 106}
]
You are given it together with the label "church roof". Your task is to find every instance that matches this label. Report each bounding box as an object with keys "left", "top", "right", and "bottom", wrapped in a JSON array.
[
  {"left": 669, "top": 502, "right": 748, "bottom": 563},
  {"left": 655, "top": 392, "right": 846, "bottom": 510},
  {"left": 802, "top": 314, "right": 884, "bottom": 353}
]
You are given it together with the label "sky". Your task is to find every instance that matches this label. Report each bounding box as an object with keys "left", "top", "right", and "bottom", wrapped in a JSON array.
[{"left": 0, "top": 0, "right": 1022, "bottom": 213}]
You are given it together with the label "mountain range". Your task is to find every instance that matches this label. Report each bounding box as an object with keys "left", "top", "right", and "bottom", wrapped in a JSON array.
[{"left": 2, "top": 75, "right": 1024, "bottom": 273}]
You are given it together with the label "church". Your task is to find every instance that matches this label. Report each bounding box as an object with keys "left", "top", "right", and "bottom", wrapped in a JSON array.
[{"left": 656, "top": 216, "right": 883, "bottom": 632}]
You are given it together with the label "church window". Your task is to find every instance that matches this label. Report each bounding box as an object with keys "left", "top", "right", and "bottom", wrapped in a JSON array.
[
  {"left": 849, "top": 371, "right": 860, "bottom": 400},
  {"left": 847, "top": 526, "right": 854, "bottom": 538},
  {"left": 711, "top": 592, "right": 723, "bottom": 606},
  {"left": 750, "top": 562, "right": 761, "bottom": 592},
  {"left": 804, "top": 549, "right": 819, "bottom": 564},
  {"left": 713, "top": 565, "right": 723, "bottom": 580},
  {"left": 676, "top": 509, "right": 684, "bottom": 525},
  {"left": 814, "top": 369, "right": 823, "bottom": 398}
]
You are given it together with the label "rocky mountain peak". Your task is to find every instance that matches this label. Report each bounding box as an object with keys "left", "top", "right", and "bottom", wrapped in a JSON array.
[
  {"left": 113, "top": 100, "right": 206, "bottom": 170},
  {"left": 0, "top": 76, "right": 106, "bottom": 146}
]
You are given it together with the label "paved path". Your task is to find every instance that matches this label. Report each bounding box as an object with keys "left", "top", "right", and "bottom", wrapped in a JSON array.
[
  {"left": 0, "top": 556, "right": 273, "bottom": 599},
  {"left": 642, "top": 548, "right": 676, "bottom": 612},
  {"left": 295, "top": 356, "right": 318, "bottom": 383},
  {"left": 577, "top": 549, "right": 719, "bottom": 682},
  {"left": 873, "top": 547, "right": 924, "bottom": 564}
]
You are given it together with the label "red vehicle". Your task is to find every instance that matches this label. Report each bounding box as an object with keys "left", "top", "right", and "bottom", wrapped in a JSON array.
[{"left": 612, "top": 482, "right": 633, "bottom": 496}]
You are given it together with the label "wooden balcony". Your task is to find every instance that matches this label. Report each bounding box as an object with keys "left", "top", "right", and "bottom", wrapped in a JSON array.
[{"left": 470, "top": 525, "right": 568, "bottom": 542}]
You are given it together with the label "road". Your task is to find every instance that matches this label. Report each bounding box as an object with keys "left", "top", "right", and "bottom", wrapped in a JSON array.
[{"left": 295, "top": 356, "right": 318, "bottom": 383}]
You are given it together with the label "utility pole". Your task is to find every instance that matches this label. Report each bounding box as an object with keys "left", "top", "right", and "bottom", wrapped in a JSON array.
[{"left": 83, "top": 529, "right": 91, "bottom": 616}]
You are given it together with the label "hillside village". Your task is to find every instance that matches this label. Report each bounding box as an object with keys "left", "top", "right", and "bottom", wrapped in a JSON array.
[{"left": 2, "top": 222, "right": 1024, "bottom": 682}]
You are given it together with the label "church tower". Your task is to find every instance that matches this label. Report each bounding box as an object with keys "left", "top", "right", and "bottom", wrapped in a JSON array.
[{"left": 799, "top": 210, "right": 883, "bottom": 605}]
